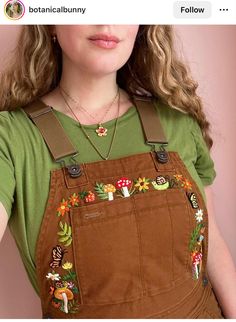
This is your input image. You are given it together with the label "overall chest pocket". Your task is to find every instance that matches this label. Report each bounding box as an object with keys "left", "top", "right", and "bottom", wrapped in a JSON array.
[
  {"left": 133, "top": 189, "right": 192, "bottom": 296},
  {"left": 69, "top": 185, "right": 193, "bottom": 305},
  {"left": 70, "top": 198, "right": 143, "bottom": 305}
]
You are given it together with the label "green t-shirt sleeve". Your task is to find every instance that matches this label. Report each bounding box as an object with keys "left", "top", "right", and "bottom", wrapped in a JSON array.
[
  {"left": 190, "top": 117, "right": 216, "bottom": 186},
  {"left": 0, "top": 113, "right": 16, "bottom": 219}
]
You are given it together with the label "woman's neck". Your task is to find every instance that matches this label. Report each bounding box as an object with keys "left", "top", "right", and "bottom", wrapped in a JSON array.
[
  {"left": 59, "top": 64, "right": 119, "bottom": 113},
  {"left": 40, "top": 68, "right": 133, "bottom": 125}
]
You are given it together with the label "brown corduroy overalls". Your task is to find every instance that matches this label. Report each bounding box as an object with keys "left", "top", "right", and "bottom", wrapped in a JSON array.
[{"left": 24, "top": 96, "right": 224, "bottom": 318}]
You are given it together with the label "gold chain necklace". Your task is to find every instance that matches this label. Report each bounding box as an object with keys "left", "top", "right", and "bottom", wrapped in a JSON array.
[
  {"left": 60, "top": 88, "right": 121, "bottom": 160},
  {"left": 59, "top": 85, "right": 119, "bottom": 137}
]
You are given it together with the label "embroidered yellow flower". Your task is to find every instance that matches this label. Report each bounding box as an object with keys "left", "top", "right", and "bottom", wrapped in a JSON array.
[
  {"left": 134, "top": 177, "right": 150, "bottom": 192},
  {"left": 62, "top": 262, "right": 73, "bottom": 270}
]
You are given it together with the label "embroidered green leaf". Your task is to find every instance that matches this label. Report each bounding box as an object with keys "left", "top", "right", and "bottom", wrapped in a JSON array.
[
  {"left": 189, "top": 223, "right": 204, "bottom": 252},
  {"left": 58, "top": 235, "right": 70, "bottom": 243},
  {"left": 94, "top": 182, "right": 108, "bottom": 200},
  {"left": 57, "top": 231, "right": 65, "bottom": 236},
  {"left": 57, "top": 221, "right": 73, "bottom": 247},
  {"left": 79, "top": 190, "right": 89, "bottom": 200},
  {"left": 64, "top": 238, "right": 72, "bottom": 247},
  {"left": 72, "top": 286, "right": 79, "bottom": 294},
  {"left": 64, "top": 222, "right": 68, "bottom": 234},
  {"left": 62, "top": 271, "right": 77, "bottom": 281},
  {"left": 68, "top": 299, "right": 80, "bottom": 313}
]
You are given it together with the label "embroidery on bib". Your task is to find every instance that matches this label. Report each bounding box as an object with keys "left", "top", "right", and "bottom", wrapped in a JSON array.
[
  {"left": 189, "top": 221, "right": 205, "bottom": 280},
  {"left": 49, "top": 245, "right": 67, "bottom": 269},
  {"left": 115, "top": 177, "right": 135, "bottom": 197},
  {"left": 68, "top": 193, "right": 80, "bottom": 207},
  {"left": 57, "top": 199, "right": 71, "bottom": 217},
  {"left": 57, "top": 221, "right": 73, "bottom": 247},
  {"left": 152, "top": 176, "right": 169, "bottom": 190},
  {"left": 173, "top": 174, "right": 192, "bottom": 191},
  {"left": 187, "top": 192, "right": 199, "bottom": 209},
  {"left": 47, "top": 245, "right": 80, "bottom": 314},
  {"left": 94, "top": 182, "right": 116, "bottom": 201},
  {"left": 134, "top": 177, "right": 150, "bottom": 192}
]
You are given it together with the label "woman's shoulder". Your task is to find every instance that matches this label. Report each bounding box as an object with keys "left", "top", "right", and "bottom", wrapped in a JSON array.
[
  {"left": 0, "top": 107, "right": 26, "bottom": 123},
  {"left": 153, "top": 98, "right": 195, "bottom": 133},
  {"left": 0, "top": 107, "right": 32, "bottom": 130},
  {"left": 0, "top": 107, "right": 35, "bottom": 148}
]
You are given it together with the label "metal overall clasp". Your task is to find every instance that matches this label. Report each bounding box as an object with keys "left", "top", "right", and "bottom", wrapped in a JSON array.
[
  {"left": 148, "top": 143, "right": 169, "bottom": 164},
  {"left": 156, "top": 144, "right": 169, "bottom": 164},
  {"left": 56, "top": 152, "right": 82, "bottom": 178}
]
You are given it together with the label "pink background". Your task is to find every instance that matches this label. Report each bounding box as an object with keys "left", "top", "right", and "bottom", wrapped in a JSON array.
[{"left": 0, "top": 25, "right": 235, "bottom": 318}]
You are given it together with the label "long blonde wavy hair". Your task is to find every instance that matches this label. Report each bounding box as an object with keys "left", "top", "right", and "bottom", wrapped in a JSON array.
[{"left": 0, "top": 25, "right": 213, "bottom": 149}]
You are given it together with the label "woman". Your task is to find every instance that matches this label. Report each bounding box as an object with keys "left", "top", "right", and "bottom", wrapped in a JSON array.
[{"left": 0, "top": 25, "right": 235, "bottom": 318}]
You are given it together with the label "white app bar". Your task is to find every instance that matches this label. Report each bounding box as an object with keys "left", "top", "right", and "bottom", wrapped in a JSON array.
[{"left": 1, "top": 0, "right": 236, "bottom": 24}]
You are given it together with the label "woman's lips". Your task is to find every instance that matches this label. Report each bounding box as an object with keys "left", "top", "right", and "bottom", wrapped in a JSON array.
[{"left": 88, "top": 34, "right": 120, "bottom": 49}]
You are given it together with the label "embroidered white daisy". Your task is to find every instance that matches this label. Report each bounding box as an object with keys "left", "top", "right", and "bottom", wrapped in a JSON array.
[
  {"left": 46, "top": 272, "right": 61, "bottom": 281},
  {"left": 195, "top": 209, "right": 204, "bottom": 223}
]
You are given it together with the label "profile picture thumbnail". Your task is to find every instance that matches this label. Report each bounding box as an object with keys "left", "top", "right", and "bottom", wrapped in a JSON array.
[{"left": 4, "top": 0, "right": 25, "bottom": 20}]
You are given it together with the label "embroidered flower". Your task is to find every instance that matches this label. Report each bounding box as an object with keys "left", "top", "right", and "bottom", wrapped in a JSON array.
[
  {"left": 62, "top": 262, "right": 73, "bottom": 270},
  {"left": 57, "top": 199, "right": 71, "bottom": 217},
  {"left": 195, "top": 209, "right": 204, "bottom": 223},
  {"left": 68, "top": 193, "right": 80, "bottom": 207},
  {"left": 173, "top": 174, "right": 183, "bottom": 181},
  {"left": 66, "top": 281, "right": 75, "bottom": 289},
  {"left": 134, "top": 177, "right": 150, "bottom": 192},
  {"left": 46, "top": 272, "right": 61, "bottom": 281},
  {"left": 181, "top": 178, "right": 192, "bottom": 190}
]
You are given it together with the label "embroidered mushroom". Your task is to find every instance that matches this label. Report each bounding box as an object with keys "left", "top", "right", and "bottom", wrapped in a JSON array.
[
  {"left": 54, "top": 287, "right": 74, "bottom": 314},
  {"left": 116, "top": 177, "right": 132, "bottom": 197},
  {"left": 192, "top": 252, "right": 202, "bottom": 265},
  {"left": 103, "top": 184, "right": 116, "bottom": 201},
  {"left": 192, "top": 252, "right": 203, "bottom": 279}
]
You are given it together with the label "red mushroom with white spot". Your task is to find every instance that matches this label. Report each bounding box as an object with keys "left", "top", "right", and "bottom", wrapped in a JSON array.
[
  {"left": 192, "top": 252, "right": 203, "bottom": 279},
  {"left": 116, "top": 177, "right": 132, "bottom": 197}
]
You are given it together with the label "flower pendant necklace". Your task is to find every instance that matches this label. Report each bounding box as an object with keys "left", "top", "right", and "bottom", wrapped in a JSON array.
[
  {"left": 59, "top": 85, "right": 119, "bottom": 137},
  {"left": 59, "top": 87, "right": 121, "bottom": 160}
]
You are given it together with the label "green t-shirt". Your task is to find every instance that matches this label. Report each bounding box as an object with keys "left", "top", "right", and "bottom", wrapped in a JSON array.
[{"left": 0, "top": 100, "right": 216, "bottom": 295}]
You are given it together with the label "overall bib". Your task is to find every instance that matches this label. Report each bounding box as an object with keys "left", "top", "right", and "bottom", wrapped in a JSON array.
[{"left": 24, "top": 96, "right": 224, "bottom": 318}]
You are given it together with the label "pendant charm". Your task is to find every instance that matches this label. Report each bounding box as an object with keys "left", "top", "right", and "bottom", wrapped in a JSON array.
[{"left": 96, "top": 124, "right": 108, "bottom": 137}]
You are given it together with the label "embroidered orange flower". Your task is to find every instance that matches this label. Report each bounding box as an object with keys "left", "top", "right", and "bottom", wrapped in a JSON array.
[
  {"left": 57, "top": 199, "right": 71, "bottom": 217},
  {"left": 181, "top": 179, "right": 192, "bottom": 190},
  {"left": 68, "top": 193, "right": 80, "bottom": 207},
  {"left": 173, "top": 174, "right": 183, "bottom": 181}
]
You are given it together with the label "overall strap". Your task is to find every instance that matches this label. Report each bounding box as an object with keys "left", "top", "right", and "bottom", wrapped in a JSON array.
[
  {"left": 132, "top": 95, "right": 168, "bottom": 145},
  {"left": 23, "top": 99, "right": 78, "bottom": 161}
]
